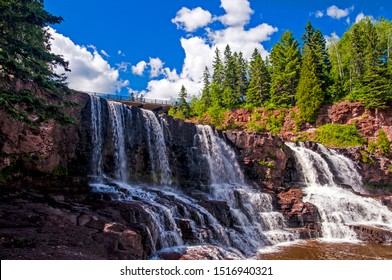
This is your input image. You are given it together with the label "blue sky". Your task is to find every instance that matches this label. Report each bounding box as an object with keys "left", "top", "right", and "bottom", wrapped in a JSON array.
[{"left": 45, "top": 0, "right": 392, "bottom": 99}]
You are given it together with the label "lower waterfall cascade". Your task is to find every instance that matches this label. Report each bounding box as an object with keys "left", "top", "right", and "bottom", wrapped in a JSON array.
[
  {"left": 287, "top": 142, "right": 392, "bottom": 241},
  {"left": 88, "top": 95, "right": 392, "bottom": 258}
]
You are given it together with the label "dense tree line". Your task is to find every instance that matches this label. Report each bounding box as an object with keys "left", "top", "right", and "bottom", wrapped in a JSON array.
[{"left": 172, "top": 18, "right": 392, "bottom": 124}]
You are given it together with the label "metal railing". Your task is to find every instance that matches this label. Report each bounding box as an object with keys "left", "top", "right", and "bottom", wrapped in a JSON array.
[{"left": 91, "top": 93, "right": 176, "bottom": 106}]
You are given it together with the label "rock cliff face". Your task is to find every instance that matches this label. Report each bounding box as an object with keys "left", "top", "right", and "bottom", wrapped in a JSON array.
[
  {"left": 0, "top": 80, "right": 89, "bottom": 188},
  {"left": 225, "top": 102, "right": 392, "bottom": 145}
]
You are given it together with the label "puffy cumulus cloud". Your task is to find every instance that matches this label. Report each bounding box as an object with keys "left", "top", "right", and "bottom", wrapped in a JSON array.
[
  {"left": 209, "top": 24, "right": 278, "bottom": 59},
  {"left": 144, "top": 0, "right": 278, "bottom": 100},
  {"left": 180, "top": 36, "right": 215, "bottom": 82},
  {"left": 131, "top": 61, "right": 147, "bottom": 76},
  {"left": 146, "top": 78, "right": 203, "bottom": 100},
  {"left": 326, "top": 5, "right": 351, "bottom": 19},
  {"left": 48, "top": 27, "right": 128, "bottom": 93},
  {"left": 149, "top": 57, "right": 164, "bottom": 78},
  {"left": 172, "top": 7, "right": 213, "bottom": 32},
  {"left": 219, "top": 0, "right": 253, "bottom": 27}
]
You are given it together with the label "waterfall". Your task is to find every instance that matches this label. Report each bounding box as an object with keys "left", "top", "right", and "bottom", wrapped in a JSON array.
[
  {"left": 142, "top": 110, "right": 172, "bottom": 185},
  {"left": 195, "top": 125, "right": 297, "bottom": 251},
  {"left": 287, "top": 142, "right": 392, "bottom": 241},
  {"left": 195, "top": 125, "right": 243, "bottom": 185},
  {"left": 107, "top": 101, "right": 129, "bottom": 182},
  {"left": 90, "top": 95, "right": 103, "bottom": 179},
  {"left": 87, "top": 95, "right": 297, "bottom": 257}
]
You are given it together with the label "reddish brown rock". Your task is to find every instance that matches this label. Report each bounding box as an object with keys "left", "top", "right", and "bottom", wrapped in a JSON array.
[
  {"left": 349, "top": 224, "right": 392, "bottom": 244},
  {"left": 277, "top": 188, "right": 321, "bottom": 238},
  {"left": 225, "top": 131, "right": 296, "bottom": 192}
]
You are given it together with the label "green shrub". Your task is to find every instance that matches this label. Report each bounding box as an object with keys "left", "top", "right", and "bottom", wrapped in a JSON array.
[
  {"left": 360, "top": 150, "right": 374, "bottom": 164},
  {"left": 259, "top": 160, "right": 275, "bottom": 169},
  {"left": 52, "top": 165, "right": 68, "bottom": 176},
  {"left": 314, "top": 123, "right": 365, "bottom": 148},
  {"left": 266, "top": 112, "right": 285, "bottom": 135},
  {"left": 367, "top": 129, "right": 391, "bottom": 157},
  {"left": 206, "top": 104, "right": 226, "bottom": 129},
  {"left": 376, "top": 129, "right": 391, "bottom": 156}
]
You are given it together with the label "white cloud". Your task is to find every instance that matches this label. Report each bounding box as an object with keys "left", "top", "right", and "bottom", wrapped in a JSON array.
[
  {"left": 172, "top": 7, "right": 213, "bottom": 32},
  {"left": 48, "top": 27, "right": 128, "bottom": 93},
  {"left": 146, "top": 78, "right": 203, "bottom": 100},
  {"left": 142, "top": 0, "right": 278, "bottom": 100},
  {"left": 131, "top": 61, "right": 147, "bottom": 76},
  {"left": 163, "top": 68, "right": 180, "bottom": 81},
  {"left": 209, "top": 24, "right": 277, "bottom": 59},
  {"left": 180, "top": 36, "right": 215, "bottom": 82},
  {"left": 149, "top": 57, "right": 164, "bottom": 78},
  {"left": 326, "top": 5, "right": 350, "bottom": 19},
  {"left": 315, "top": 10, "right": 324, "bottom": 18},
  {"left": 219, "top": 0, "right": 254, "bottom": 27},
  {"left": 346, "top": 17, "right": 351, "bottom": 25}
]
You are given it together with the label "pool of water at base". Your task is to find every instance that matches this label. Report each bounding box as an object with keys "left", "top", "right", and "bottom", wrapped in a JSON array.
[{"left": 258, "top": 240, "right": 392, "bottom": 260}]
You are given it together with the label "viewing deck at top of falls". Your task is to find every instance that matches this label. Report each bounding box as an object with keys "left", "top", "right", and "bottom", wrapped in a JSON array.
[{"left": 88, "top": 92, "right": 175, "bottom": 113}]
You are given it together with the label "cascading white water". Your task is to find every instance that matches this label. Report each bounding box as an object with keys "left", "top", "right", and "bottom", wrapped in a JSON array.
[
  {"left": 317, "top": 145, "right": 365, "bottom": 193},
  {"left": 88, "top": 95, "right": 299, "bottom": 257},
  {"left": 107, "top": 101, "right": 129, "bottom": 181},
  {"left": 195, "top": 125, "right": 297, "bottom": 251},
  {"left": 142, "top": 110, "right": 172, "bottom": 186},
  {"left": 90, "top": 95, "right": 103, "bottom": 179},
  {"left": 287, "top": 142, "right": 392, "bottom": 241}
]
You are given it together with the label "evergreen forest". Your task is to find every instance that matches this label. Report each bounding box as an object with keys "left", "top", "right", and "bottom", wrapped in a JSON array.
[{"left": 170, "top": 18, "right": 392, "bottom": 126}]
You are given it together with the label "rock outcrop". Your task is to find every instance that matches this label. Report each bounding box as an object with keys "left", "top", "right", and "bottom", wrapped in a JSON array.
[
  {"left": 225, "top": 131, "right": 297, "bottom": 192},
  {"left": 349, "top": 224, "right": 392, "bottom": 244},
  {"left": 0, "top": 80, "right": 89, "bottom": 189},
  {"left": 0, "top": 189, "right": 148, "bottom": 259},
  {"left": 277, "top": 188, "right": 321, "bottom": 239}
]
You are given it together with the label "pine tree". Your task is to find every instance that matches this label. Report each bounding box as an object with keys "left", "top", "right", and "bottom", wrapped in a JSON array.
[
  {"left": 212, "top": 48, "right": 225, "bottom": 86},
  {"left": 301, "top": 21, "right": 330, "bottom": 96},
  {"left": 270, "top": 31, "right": 301, "bottom": 107},
  {"left": 246, "top": 49, "right": 270, "bottom": 107},
  {"left": 296, "top": 45, "right": 324, "bottom": 123},
  {"left": 222, "top": 46, "right": 241, "bottom": 108},
  {"left": 361, "top": 18, "right": 392, "bottom": 108},
  {"left": 237, "top": 52, "right": 249, "bottom": 101},
  {"left": 210, "top": 48, "right": 224, "bottom": 107},
  {"left": 0, "top": 0, "right": 69, "bottom": 88},
  {"left": 201, "top": 66, "right": 211, "bottom": 107},
  {"left": 178, "top": 85, "right": 190, "bottom": 118}
]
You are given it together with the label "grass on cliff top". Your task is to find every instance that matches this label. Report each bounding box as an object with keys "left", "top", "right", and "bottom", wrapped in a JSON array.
[{"left": 313, "top": 123, "right": 365, "bottom": 148}]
